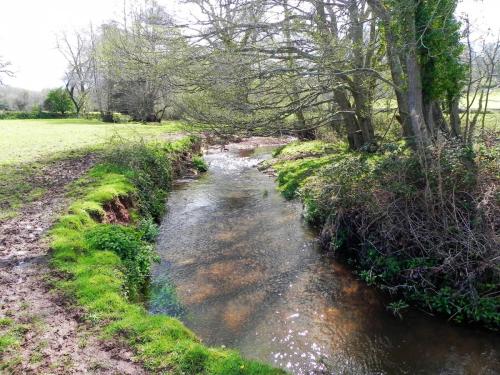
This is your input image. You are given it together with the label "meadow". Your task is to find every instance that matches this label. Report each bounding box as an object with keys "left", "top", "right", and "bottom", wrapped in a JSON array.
[{"left": 0, "top": 118, "right": 186, "bottom": 164}]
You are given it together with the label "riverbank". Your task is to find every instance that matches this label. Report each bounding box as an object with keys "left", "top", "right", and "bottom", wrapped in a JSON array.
[
  {"left": 3, "top": 136, "right": 283, "bottom": 373},
  {"left": 266, "top": 140, "right": 499, "bottom": 330}
]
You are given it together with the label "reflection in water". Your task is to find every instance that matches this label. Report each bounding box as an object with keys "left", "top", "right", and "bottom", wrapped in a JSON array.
[{"left": 151, "top": 146, "right": 500, "bottom": 374}]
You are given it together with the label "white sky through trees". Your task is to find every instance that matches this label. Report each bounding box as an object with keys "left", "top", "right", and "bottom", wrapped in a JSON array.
[{"left": 0, "top": 0, "right": 498, "bottom": 91}]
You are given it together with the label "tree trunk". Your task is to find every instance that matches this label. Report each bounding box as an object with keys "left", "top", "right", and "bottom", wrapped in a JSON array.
[
  {"left": 449, "top": 98, "right": 461, "bottom": 138},
  {"left": 334, "top": 89, "right": 364, "bottom": 150}
]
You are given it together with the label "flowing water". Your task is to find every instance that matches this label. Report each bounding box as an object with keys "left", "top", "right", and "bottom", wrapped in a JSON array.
[{"left": 151, "top": 144, "right": 499, "bottom": 374}]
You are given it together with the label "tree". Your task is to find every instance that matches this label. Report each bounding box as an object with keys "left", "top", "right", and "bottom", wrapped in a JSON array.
[
  {"left": 44, "top": 88, "right": 74, "bottom": 115},
  {"left": 0, "top": 56, "right": 13, "bottom": 86},
  {"left": 57, "top": 31, "right": 95, "bottom": 116},
  {"left": 14, "top": 90, "right": 29, "bottom": 111},
  {"left": 367, "top": 0, "right": 465, "bottom": 151},
  {"left": 180, "top": 0, "right": 384, "bottom": 149},
  {"left": 97, "top": 1, "right": 183, "bottom": 122}
]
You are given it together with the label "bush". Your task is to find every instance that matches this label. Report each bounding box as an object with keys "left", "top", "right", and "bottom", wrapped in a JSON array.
[
  {"left": 85, "top": 224, "right": 159, "bottom": 300},
  {"left": 138, "top": 217, "right": 160, "bottom": 242},
  {"left": 112, "top": 112, "right": 132, "bottom": 123},
  {"left": 83, "top": 112, "right": 103, "bottom": 121},
  {"left": 273, "top": 140, "right": 500, "bottom": 328},
  {"left": 101, "top": 112, "right": 132, "bottom": 123},
  {"left": 105, "top": 141, "right": 174, "bottom": 220},
  {"left": 43, "top": 88, "right": 74, "bottom": 115},
  {"left": 0, "top": 111, "right": 74, "bottom": 120}
]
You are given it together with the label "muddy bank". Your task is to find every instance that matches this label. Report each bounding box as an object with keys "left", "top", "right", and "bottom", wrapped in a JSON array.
[{"left": 0, "top": 154, "right": 143, "bottom": 374}]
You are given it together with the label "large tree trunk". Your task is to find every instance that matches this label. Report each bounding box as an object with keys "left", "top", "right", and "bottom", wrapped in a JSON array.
[
  {"left": 367, "top": 0, "right": 412, "bottom": 139},
  {"left": 348, "top": 0, "right": 376, "bottom": 148},
  {"left": 334, "top": 89, "right": 364, "bottom": 150},
  {"left": 404, "top": 3, "right": 432, "bottom": 150}
]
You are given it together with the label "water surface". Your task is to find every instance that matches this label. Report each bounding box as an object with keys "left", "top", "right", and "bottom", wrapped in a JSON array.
[{"left": 152, "top": 146, "right": 499, "bottom": 374}]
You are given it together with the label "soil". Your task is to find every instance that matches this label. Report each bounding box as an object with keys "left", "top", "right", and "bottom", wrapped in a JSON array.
[
  {"left": 0, "top": 154, "right": 145, "bottom": 374},
  {"left": 102, "top": 197, "right": 132, "bottom": 225}
]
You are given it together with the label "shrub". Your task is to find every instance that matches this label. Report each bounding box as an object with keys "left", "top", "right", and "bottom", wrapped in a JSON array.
[
  {"left": 105, "top": 140, "right": 174, "bottom": 220},
  {"left": 101, "top": 112, "right": 132, "bottom": 123},
  {"left": 273, "top": 140, "right": 500, "bottom": 328},
  {"left": 83, "top": 112, "right": 103, "bottom": 121},
  {"left": 43, "top": 88, "right": 74, "bottom": 115},
  {"left": 138, "top": 217, "right": 160, "bottom": 243},
  {"left": 0, "top": 111, "right": 73, "bottom": 120},
  {"left": 112, "top": 112, "right": 132, "bottom": 123},
  {"left": 85, "top": 224, "right": 159, "bottom": 300}
]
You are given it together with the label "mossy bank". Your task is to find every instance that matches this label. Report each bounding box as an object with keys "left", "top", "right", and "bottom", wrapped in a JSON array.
[
  {"left": 269, "top": 140, "right": 499, "bottom": 330},
  {"left": 49, "top": 137, "right": 284, "bottom": 374}
]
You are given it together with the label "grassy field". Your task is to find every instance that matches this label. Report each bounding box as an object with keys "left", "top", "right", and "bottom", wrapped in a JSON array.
[
  {"left": 0, "top": 118, "right": 188, "bottom": 220},
  {"left": 0, "top": 119, "right": 186, "bottom": 165}
]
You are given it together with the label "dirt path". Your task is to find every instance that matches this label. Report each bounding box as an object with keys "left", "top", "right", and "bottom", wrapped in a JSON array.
[{"left": 0, "top": 154, "right": 145, "bottom": 374}]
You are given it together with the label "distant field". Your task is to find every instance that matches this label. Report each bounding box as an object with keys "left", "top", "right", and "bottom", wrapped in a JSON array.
[
  {"left": 461, "top": 89, "right": 500, "bottom": 111},
  {"left": 0, "top": 119, "right": 186, "bottom": 164},
  {"left": 375, "top": 89, "right": 500, "bottom": 113}
]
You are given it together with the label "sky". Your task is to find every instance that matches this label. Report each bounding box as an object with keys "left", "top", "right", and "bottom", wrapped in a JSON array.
[{"left": 0, "top": 0, "right": 499, "bottom": 91}]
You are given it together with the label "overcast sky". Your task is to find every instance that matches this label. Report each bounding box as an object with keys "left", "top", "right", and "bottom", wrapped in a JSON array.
[{"left": 0, "top": 0, "right": 498, "bottom": 91}]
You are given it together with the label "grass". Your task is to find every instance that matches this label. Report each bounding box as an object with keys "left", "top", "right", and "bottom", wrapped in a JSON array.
[
  {"left": 0, "top": 148, "right": 92, "bottom": 221},
  {"left": 49, "top": 138, "right": 284, "bottom": 374},
  {"left": 0, "top": 118, "right": 186, "bottom": 165},
  {"left": 0, "top": 317, "right": 29, "bottom": 371},
  {"left": 0, "top": 118, "right": 189, "bottom": 220},
  {"left": 273, "top": 140, "right": 345, "bottom": 158}
]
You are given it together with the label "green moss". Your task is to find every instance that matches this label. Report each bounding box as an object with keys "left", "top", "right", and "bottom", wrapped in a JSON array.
[
  {"left": 273, "top": 140, "right": 345, "bottom": 158},
  {"left": 49, "top": 138, "right": 284, "bottom": 374}
]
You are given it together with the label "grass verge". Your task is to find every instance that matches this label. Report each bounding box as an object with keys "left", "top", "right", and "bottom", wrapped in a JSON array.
[{"left": 49, "top": 137, "right": 284, "bottom": 374}]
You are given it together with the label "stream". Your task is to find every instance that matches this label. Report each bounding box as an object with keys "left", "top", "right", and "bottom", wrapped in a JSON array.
[{"left": 151, "top": 142, "right": 499, "bottom": 374}]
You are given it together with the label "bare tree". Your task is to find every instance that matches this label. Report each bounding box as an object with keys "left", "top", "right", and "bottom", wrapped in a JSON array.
[
  {"left": 97, "top": 1, "right": 182, "bottom": 122},
  {"left": 57, "top": 31, "right": 95, "bottom": 115},
  {"left": 0, "top": 56, "right": 14, "bottom": 86},
  {"left": 14, "top": 90, "right": 30, "bottom": 111}
]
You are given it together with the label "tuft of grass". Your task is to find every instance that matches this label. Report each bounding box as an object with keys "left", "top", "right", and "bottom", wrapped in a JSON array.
[
  {"left": 49, "top": 137, "right": 284, "bottom": 374},
  {"left": 0, "top": 318, "right": 28, "bottom": 357},
  {"left": 192, "top": 155, "right": 208, "bottom": 172}
]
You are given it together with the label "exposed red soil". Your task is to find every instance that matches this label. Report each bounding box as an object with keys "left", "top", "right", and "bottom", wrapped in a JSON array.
[{"left": 102, "top": 197, "right": 132, "bottom": 225}]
